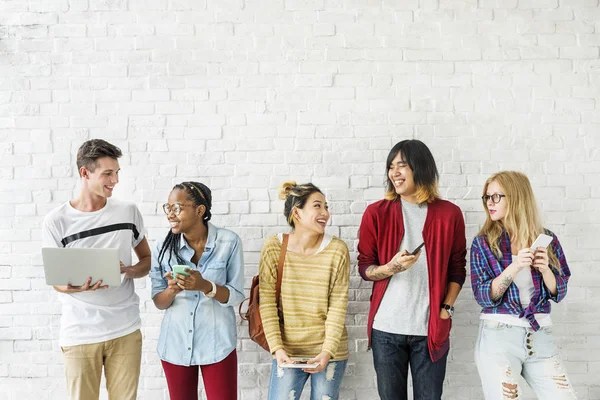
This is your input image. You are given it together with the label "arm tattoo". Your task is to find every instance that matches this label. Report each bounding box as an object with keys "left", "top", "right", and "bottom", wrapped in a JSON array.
[
  {"left": 366, "top": 262, "right": 406, "bottom": 281},
  {"left": 491, "top": 275, "right": 513, "bottom": 302},
  {"left": 366, "top": 265, "right": 392, "bottom": 281},
  {"left": 388, "top": 261, "right": 407, "bottom": 274}
]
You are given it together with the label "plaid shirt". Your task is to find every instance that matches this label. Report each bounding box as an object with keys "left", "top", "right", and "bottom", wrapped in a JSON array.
[{"left": 470, "top": 229, "right": 570, "bottom": 331}]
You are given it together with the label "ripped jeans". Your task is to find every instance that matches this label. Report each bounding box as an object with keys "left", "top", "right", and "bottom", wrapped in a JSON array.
[
  {"left": 267, "top": 359, "right": 347, "bottom": 400},
  {"left": 475, "top": 320, "right": 578, "bottom": 400}
]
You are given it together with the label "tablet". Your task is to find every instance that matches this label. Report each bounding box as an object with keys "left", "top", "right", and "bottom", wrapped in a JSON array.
[
  {"left": 280, "top": 361, "right": 319, "bottom": 369},
  {"left": 42, "top": 247, "right": 121, "bottom": 287}
]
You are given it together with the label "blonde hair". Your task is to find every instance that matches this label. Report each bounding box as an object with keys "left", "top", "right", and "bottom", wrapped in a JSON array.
[
  {"left": 278, "top": 181, "right": 323, "bottom": 228},
  {"left": 478, "top": 171, "right": 560, "bottom": 273},
  {"left": 384, "top": 185, "right": 440, "bottom": 204}
]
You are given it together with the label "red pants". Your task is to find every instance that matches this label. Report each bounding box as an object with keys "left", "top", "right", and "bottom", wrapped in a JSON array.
[{"left": 161, "top": 350, "right": 237, "bottom": 400}]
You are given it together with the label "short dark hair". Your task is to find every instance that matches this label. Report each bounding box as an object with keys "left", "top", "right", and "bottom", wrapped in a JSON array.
[
  {"left": 76, "top": 139, "right": 122, "bottom": 176},
  {"left": 384, "top": 139, "right": 440, "bottom": 203}
]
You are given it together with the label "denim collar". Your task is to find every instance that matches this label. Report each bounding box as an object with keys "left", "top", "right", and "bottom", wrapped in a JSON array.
[{"left": 178, "top": 221, "right": 216, "bottom": 252}]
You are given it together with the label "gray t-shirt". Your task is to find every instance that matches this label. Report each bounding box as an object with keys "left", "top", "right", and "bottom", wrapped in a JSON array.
[{"left": 372, "top": 200, "right": 430, "bottom": 336}]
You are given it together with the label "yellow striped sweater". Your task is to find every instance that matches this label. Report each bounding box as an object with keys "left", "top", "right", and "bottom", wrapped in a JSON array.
[{"left": 259, "top": 234, "right": 350, "bottom": 360}]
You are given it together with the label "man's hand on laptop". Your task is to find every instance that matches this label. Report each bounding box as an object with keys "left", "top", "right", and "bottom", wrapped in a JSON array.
[
  {"left": 120, "top": 261, "right": 135, "bottom": 279},
  {"left": 55, "top": 278, "right": 108, "bottom": 293}
]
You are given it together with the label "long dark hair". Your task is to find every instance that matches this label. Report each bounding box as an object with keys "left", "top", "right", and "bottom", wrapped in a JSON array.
[
  {"left": 158, "top": 181, "right": 212, "bottom": 266},
  {"left": 384, "top": 139, "right": 440, "bottom": 203}
]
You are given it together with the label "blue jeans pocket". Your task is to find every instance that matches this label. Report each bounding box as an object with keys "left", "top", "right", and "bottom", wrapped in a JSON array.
[{"left": 540, "top": 326, "right": 553, "bottom": 334}]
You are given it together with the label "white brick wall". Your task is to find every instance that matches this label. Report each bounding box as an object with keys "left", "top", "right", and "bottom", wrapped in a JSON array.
[{"left": 1, "top": 0, "right": 599, "bottom": 399}]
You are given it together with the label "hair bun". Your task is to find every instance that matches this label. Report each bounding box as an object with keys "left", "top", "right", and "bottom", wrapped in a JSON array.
[{"left": 278, "top": 181, "right": 297, "bottom": 200}]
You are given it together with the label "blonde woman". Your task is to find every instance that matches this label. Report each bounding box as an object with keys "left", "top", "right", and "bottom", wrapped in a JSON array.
[
  {"left": 471, "top": 171, "right": 577, "bottom": 399},
  {"left": 259, "top": 182, "right": 350, "bottom": 400}
]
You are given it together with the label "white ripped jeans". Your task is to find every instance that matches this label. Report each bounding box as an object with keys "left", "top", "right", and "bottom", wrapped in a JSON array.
[{"left": 475, "top": 319, "right": 577, "bottom": 400}]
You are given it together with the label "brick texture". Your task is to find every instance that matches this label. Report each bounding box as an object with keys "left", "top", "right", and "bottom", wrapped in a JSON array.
[{"left": 1, "top": 0, "right": 599, "bottom": 399}]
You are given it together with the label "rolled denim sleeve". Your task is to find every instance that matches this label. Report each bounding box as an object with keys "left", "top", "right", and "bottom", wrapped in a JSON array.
[
  {"left": 470, "top": 237, "right": 502, "bottom": 309},
  {"left": 219, "top": 234, "right": 245, "bottom": 308},
  {"left": 150, "top": 239, "right": 168, "bottom": 299}
]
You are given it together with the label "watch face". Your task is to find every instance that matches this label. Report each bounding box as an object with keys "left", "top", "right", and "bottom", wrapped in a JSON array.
[{"left": 443, "top": 305, "right": 453, "bottom": 317}]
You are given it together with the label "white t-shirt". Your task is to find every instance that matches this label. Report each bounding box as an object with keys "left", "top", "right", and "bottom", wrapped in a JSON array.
[
  {"left": 481, "top": 255, "right": 552, "bottom": 328},
  {"left": 42, "top": 198, "right": 147, "bottom": 346}
]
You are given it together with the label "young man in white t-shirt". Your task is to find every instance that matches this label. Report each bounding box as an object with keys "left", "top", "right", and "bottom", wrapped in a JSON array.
[{"left": 42, "top": 139, "right": 151, "bottom": 400}]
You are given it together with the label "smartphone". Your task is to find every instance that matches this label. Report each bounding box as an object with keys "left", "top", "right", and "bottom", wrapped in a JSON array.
[
  {"left": 410, "top": 242, "right": 425, "bottom": 256},
  {"left": 531, "top": 234, "right": 552, "bottom": 250},
  {"left": 171, "top": 265, "right": 190, "bottom": 279}
]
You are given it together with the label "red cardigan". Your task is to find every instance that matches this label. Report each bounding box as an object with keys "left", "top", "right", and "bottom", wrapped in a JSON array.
[{"left": 357, "top": 198, "right": 467, "bottom": 362}]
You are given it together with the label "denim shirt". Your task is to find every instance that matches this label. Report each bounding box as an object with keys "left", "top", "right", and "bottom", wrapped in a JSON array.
[{"left": 150, "top": 222, "right": 245, "bottom": 366}]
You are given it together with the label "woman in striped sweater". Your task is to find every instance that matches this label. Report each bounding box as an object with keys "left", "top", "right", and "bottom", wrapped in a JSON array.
[{"left": 259, "top": 181, "right": 350, "bottom": 400}]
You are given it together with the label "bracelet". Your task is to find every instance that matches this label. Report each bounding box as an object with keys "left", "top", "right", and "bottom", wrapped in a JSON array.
[{"left": 204, "top": 280, "right": 217, "bottom": 298}]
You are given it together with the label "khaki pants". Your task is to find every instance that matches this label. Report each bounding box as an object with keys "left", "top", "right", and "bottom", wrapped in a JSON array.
[{"left": 61, "top": 329, "right": 142, "bottom": 400}]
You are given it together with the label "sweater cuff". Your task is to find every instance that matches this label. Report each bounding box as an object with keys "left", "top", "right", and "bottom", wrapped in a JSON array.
[
  {"left": 269, "top": 343, "right": 284, "bottom": 355},
  {"left": 321, "top": 348, "right": 335, "bottom": 359},
  {"left": 321, "top": 341, "right": 338, "bottom": 359}
]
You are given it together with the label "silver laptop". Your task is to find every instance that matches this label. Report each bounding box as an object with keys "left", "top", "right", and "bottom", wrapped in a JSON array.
[{"left": 42, "top": 248, "right": 121, "bottom": 288}]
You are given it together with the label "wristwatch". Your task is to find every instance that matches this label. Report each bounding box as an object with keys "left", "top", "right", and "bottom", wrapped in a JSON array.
[
  {"left": 441, "top": 303, "right": 454, "bottom": 318},
  {"left": 205, "top": 280, "right": 217, "bottom": 298}
]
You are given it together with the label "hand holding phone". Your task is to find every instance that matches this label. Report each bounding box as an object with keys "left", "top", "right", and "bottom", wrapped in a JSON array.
[
  {"left": 171, "top": 265, "right": 190, "bottom": 279},
  {"left": 388, "top": 245, "right": 423, "bottom": 274},
  {"left": 530, "top": 233, "right": 553, "bottom": 273},
  {"left": 513, "top": 248, "right": 535, "bottom": 272}
]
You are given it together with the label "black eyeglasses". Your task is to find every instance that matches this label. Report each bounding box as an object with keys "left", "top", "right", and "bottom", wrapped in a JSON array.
[
  {"left": 162, "top": 203, "right": 194, "bottom": 216},
  {"left": 481, "top": 194, "right": 506, "bottom": 204}
]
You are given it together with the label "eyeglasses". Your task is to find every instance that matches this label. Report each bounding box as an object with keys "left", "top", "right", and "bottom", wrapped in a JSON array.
[
  {"left": 162, "top": 203, "right": 194, "bottom": 216},
  {"left": 481, "top": 194, "right": 506, "bottom": 204}
]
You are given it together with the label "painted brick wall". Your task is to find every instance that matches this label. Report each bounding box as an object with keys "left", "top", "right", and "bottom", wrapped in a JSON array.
[{"left": 1, "top": 0, "right": 599, "bottom": 398}]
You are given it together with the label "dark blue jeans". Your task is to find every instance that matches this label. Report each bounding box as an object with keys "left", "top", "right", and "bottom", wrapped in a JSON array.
[{"left": 372, "top": 329, "right": 448, "bottom": 400}]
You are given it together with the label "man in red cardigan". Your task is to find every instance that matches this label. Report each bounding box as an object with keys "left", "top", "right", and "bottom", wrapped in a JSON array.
[{"left": 358, "top": 140, "right": 467, "bottom": 400}]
